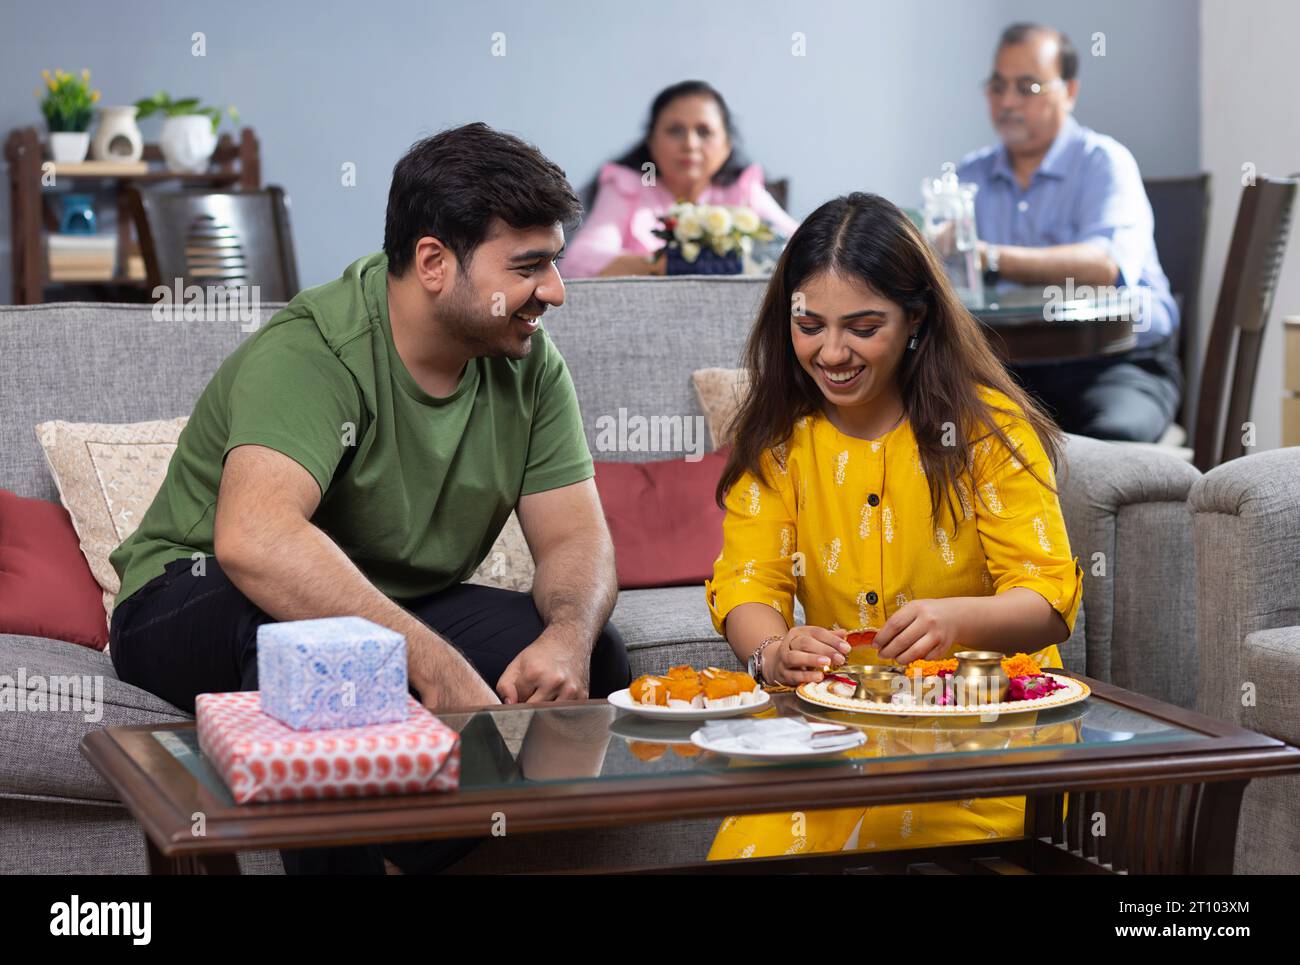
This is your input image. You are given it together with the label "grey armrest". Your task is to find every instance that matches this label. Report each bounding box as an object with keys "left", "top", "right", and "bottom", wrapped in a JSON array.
[
  {"left": 1059, "top": 433, "right": 1202, "bottom": 708},
  {"left": 1191, "top": 448, "right": 1300, "bottom": 724},
  {"left": 1242, "top": 626, "right": 1300, "bottom": 746}
]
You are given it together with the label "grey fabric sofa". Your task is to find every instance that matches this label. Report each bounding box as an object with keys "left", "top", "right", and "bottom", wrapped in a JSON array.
[
  {"left": 1190, "top": 447, "right": 1300, "bottom": 874},
  {"left": 0, "top": 276, "right": 1293, "bottom": 873}
]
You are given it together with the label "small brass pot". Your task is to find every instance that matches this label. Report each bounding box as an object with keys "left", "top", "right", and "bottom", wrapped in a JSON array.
[{"left": 952, "top": 650, "right": 1009, "bottom": 705}]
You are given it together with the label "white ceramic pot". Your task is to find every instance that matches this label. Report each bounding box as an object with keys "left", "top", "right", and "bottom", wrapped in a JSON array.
[
  {"left": 91, "top": 106, "right": 144, "bottom": 162},
  {"left": 159, "top": 115, "right": 217, "bottom": 173},
  {"left": 48, "top": 131, "right": 90, "bottom": 164}
]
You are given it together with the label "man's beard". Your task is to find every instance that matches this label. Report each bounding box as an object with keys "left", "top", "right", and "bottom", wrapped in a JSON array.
[{"left": 438, "top": 276, "right": 533, "bottom": 361}]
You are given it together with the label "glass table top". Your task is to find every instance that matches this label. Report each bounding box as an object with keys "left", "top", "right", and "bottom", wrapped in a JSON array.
[{"left": 435, "top": 691, "right": 1208, "bottom": 793}]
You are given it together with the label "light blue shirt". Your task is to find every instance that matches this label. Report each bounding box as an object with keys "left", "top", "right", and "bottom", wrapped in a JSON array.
[{"left": 957, "top": 115, "right": 1178, "bottom": 349}]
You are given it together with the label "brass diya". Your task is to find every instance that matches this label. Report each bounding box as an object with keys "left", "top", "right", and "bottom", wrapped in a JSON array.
[{"left": 951, "top": 650, "right": 1010, "bottom": 705}]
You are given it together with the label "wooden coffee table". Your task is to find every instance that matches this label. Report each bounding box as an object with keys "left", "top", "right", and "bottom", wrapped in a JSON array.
[{"left": 80, "top": 670, "right": 1300, "bottom": 875}]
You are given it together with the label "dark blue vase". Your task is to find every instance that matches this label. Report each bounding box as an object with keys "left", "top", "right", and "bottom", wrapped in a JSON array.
[{"left": 664, "top": 245, "right": 742, "bottom": 276}]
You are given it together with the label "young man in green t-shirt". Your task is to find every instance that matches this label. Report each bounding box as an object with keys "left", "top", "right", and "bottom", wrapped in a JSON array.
[{"left": 107, "top": 123, "right": 629, "bottom": 872}]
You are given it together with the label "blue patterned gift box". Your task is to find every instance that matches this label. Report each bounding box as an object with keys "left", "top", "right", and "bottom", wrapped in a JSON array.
[{"left": 257, "top": 617, "right": 409, "bottom": 730}]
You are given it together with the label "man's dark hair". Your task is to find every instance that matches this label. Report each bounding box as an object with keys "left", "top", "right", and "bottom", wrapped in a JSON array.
[
  {"left": 997, "top": 23, "right": 1079, "bottom": 82},
  {"left": 383, "top": 122, "right": 581, "bottom": 276}
]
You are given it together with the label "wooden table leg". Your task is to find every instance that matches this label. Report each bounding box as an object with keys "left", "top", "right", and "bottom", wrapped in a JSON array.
[
  {"left": 1188, "top": 780, "right": 1248, "bottom": 874},
  {"left": 146, "top": 838, "right": 241, "bottom": 875}
]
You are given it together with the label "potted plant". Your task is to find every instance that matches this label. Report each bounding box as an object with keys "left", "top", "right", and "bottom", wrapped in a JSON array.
[
  {"left": 653, "top": 203, "right": 776, "bottom": 275},
  {"left": 134, "top": 91, "right": 240, "bottom": 174},
  {"left": 37, "top": 68, "right": 100, "bottom": 163}
]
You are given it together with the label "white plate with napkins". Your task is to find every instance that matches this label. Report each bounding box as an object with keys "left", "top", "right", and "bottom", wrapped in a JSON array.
[{"left": 690, "top": 716, "right": 866, "bottom": 761}]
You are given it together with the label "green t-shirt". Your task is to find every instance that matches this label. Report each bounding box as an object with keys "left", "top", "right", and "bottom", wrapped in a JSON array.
[{"left": 110, "top": 252, "right": 593, "bottom": 606}]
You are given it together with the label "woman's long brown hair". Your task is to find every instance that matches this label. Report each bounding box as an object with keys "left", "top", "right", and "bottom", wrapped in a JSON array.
[{"left": 716, "top": 192, "right": 1065, "bottom": 527}]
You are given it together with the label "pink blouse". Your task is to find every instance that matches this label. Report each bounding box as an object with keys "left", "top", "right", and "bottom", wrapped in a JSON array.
[{"left": 562, "top": 161, "right": 800, "bottom": 278}]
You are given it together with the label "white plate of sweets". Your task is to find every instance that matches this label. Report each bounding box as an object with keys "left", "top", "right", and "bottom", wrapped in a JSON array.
[{"left": 608, "top": 666, "right": 771, "bottom": 721}]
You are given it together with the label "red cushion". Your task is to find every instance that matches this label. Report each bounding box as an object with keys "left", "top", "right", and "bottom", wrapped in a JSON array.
[
  {"left": 0, "top": 489, "right": 109, "bottom": 650},
  {"left": 593, "top": 449, "right": 728, "bottom": 590}
]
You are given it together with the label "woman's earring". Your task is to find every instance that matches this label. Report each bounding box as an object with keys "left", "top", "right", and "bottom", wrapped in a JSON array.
[{"left": 907, "top": 331, "right": 920, "bottom": 351}]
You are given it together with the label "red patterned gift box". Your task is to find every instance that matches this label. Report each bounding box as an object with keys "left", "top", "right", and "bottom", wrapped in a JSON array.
[{"left": 196, "top": 691, "right": 460, "bottom": 804}]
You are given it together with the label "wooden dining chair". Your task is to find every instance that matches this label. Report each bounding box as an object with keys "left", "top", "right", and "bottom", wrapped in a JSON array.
[
  {"left": 126, "top": 186, "right": 300, "bottom": 303},
  {"left": 1189, "top": 174, "right": 1298, "bottom": 471},
  {"left": 1144, "top": 174, "right": 1212, "bottom": 427},
  {"left": 764, "top": 177, "right": 790, "bottom": 212}
]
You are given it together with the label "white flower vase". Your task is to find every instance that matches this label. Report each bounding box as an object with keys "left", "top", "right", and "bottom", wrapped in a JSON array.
[
  {"left": 159, "top": 115, "right": 217, "bottom": 174},
  {"left": 48, "top": 131, "right": 90, "bottom": 164},
  {"left": 91, "top": 106, "right": 144, "bottom": 162}
]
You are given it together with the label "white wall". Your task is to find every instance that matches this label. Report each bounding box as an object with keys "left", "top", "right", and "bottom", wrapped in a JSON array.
[
  {"left": 1, "top": 0, "right": 1202, "bottom": 300},
  {"left": 1200, "top": 0, "right": 1300, "bottom": 452}
]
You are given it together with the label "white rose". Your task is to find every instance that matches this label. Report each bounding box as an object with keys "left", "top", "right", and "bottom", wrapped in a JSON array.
[
  {"left": 674, "top": 213, "right": 703, "bottom": 242},
  {"left": 680, "top": 241, "right": 701, "bottom": 263},
  {"left": 701, "top": 205, "right": 733, "bottom": 237},
  {"left": 733, "top": 207, "right": 761, "bottom": 234},
  {"left": 714, "top": 234, "right": 737, "bottom": 255}
]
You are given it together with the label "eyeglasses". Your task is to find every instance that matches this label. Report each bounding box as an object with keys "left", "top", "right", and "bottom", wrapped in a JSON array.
[{"left": 983, "top": 76, "right": 1064, "bottom": 98}]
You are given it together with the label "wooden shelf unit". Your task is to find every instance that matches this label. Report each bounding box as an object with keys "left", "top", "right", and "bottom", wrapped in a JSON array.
[{"left": 4, "top": 125, "right": 261, "bottom": 304}]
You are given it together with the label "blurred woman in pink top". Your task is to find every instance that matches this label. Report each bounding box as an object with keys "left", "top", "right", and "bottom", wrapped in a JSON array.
[{"left": 563, "top": 80, "right": 800, "bottom": 278}]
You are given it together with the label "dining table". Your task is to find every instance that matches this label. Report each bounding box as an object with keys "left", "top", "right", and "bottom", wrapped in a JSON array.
[{"left": 967, "top": 284, "right": 1141, "bottom": 364}]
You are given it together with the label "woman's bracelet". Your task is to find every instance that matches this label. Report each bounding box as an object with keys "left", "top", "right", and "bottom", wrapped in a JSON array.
[{"left": 748, "top": 633, "right": 786, "bottom": 686}]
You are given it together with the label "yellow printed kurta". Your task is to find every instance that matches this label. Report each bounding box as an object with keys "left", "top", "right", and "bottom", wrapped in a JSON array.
[{"left": 703, "top": 386, "right": 1084, "bottom": 860}]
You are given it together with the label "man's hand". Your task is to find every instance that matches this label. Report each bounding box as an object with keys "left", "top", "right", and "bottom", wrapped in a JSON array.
[
  {"left": 496, "top": 629, "right": 591, "bottom": 703},
  {"left": 407, "top": 629, "right": 500, "bottom": 711},
  {"left": 512, "top": 478, "right": 618, "bottom": 704}
]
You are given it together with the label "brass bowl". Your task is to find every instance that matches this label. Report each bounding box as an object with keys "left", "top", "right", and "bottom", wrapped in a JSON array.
[{"left": 832, "top": 665, "right": 904, "bottom": 702}]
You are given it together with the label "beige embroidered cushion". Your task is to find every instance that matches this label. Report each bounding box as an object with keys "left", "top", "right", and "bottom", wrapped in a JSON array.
[
  {"left": 691, "top": 367, "right": 751, "bottom": 449},
  {"left": 35, "top": 417, "right": 188, "bottom": 629},
  {"left": 467, "top": 511, "right": 535, "bottom": 592}
]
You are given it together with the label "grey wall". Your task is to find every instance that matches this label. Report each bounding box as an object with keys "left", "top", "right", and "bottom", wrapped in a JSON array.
[{"left": 1, "top": 0, "right": 1199, "bottom": 300}]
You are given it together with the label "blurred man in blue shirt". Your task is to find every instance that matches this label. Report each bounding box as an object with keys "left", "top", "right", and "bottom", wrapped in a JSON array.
[{"left": 957, "top": 23, "right": 1182, "bottom": 442}]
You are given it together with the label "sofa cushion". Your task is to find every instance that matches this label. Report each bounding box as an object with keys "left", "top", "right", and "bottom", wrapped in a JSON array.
[
  {"left": 466, "top": 511, "right": 534, "bottom": 592},
  {"left": 612, "top": 586, "right": 741, "bottom": 675},
  {"left": 0, "top": 490, "right": 108, "bottom": 650},
  {"left": 35, "top": 417, "right": 188, "bottom": 626},
  {"left": 594, "top": 451, "right": 728, "bottom": 590},
  {"left": 691, "top": 367, "right": 750, "bottom": 448},
  {"left": 0, "top": 634, "right": 189, "bottom": 802}
]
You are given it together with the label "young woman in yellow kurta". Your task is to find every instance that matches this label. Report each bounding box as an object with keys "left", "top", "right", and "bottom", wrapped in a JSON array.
[{"left": 704, "top": 192, "right": 1084, "bottom": 860}]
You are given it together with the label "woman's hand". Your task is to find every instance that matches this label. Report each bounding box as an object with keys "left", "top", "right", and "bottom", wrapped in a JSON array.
[
  {"left": 873, "top": 598, "right": 969, "bottom": 665},
  {"left": 769, "top": 625, "right": 850, "bottom": 685}
]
